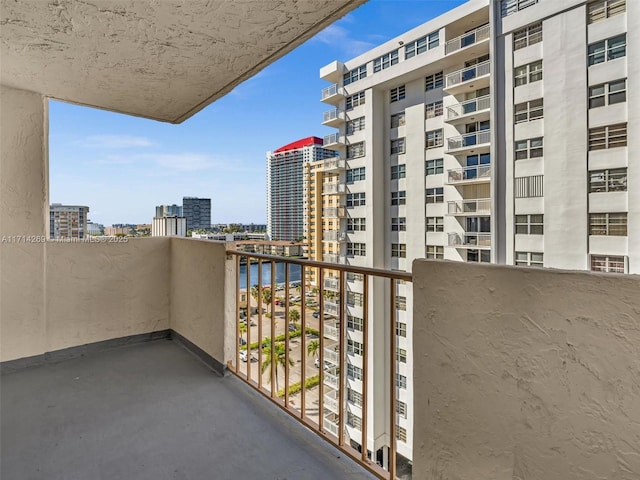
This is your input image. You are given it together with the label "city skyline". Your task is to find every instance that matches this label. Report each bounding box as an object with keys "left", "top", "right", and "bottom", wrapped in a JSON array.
[{"left": 49, "top": 0, "right": 467, "bottom": 226}]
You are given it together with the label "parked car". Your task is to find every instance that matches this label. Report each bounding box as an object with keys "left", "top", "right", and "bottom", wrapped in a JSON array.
[
  {"left": 312, "top": 311, "right": 320, "bottom": 318},
  {"left": 314, "top": 357, "right": 320, "bottom": 368},
  {"left": 288, "top": 323, "right": 297, "bottom": 332},
  {"left": 238, "top": 338, "right": 246, "bottom": 346},
  {"left": 239, "top": 350, "right": 248, "bottom": 362}
]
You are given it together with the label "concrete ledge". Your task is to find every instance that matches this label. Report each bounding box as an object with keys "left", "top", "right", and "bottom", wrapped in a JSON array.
[
  {"left": 170, "top": 329, "right": 226, "bottom": 377},
  {"left": 0, "top": 330, "right": 171, "bottom": 374}
]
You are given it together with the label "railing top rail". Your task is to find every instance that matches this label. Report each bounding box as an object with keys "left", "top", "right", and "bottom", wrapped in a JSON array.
[
  {"left": 445, "top": 23, "right": 490, "bottom": 46},
  {"left": 448, "top": 59, "right": 490, "bottom": 77},
  {"left": 226, "top": 250, "right": 413, "bottom": 282}
]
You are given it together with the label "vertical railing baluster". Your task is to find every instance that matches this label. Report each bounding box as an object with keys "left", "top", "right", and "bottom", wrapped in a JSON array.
[
  {"left": 257, "top": 259, "right": 263, "bottom": 390},
  {"left": 284, "top": 262, "right": 290, "bottom": 408},
  {"left": 270, "top": 260, "right": 276, "bottom": 399},
  {"left": 361, "top": 274, "right": 369, "bottom": 463},
  {"left": 246, "top": 255, "right": 252, "bottom": 382},
  {"left": 338, "top": 269, "right": 346, "bottom": 446},
  {"left": 389, "top": 279, "right": 397, "bottom": 479},
  {"left": 318, "top": 267, "right": 325, "bottom": 433},
  {"left": 235, "top": 254, "right": 241, "bottom": 372},
  {"left": 300, "top": 265, "right": 307, "bottom": 419}
]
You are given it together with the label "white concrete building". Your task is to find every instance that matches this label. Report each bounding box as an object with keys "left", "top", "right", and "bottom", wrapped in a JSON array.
[
  {"left": 49, "top": 204, "right": 90, "bottom": 239},
  {"left": 318, "top": 0, "right": 637, "bottom": 468},
  {"left": 152, "top": 216, "right": 187, "bottom": 237}
]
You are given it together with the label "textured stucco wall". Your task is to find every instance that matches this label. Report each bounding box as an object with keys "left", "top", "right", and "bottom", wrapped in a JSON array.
[
  {"left": 412, "top": 260, "right": 640, "bottom": 480},
  {"left": 170, "top": 238, "right": 229, "bottom": 363}
]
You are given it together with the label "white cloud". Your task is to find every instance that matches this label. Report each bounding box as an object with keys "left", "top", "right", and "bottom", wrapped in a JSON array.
[
  {"left": 312, "top": 24, "right": 376, "bottom": 57},
  {"left": 80, "top": 135, "right": 155, "bottom": 149}
]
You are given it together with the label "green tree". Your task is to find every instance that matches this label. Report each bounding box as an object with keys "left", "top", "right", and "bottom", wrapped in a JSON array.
[
  {"left": 261, "top": 342, "right": 294, "bottom": 391},
  {"left": 307, "top": 339, "right": 319, "bottom": 361},
  {"left": 239, "top": 322, "right": 247, "bottom": 342},
  {"left": 262, "top": 287, "right": 272, "bottom": 307},
  {"left": 289, "top": 308, "right": 300, "bottom": 326}
]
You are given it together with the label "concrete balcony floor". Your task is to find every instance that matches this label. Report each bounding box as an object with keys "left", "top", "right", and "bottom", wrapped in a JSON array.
[{"left": 1, "top": 340, "right": 376, "bottom": 480}]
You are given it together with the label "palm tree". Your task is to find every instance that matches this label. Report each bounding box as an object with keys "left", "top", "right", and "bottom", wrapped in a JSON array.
[
  {"left": 307, "top": 339, "right": 319, "bottom": 361},
  {"left": 261, "top": 342, "right": 294, "bottom": 392},
  {"left": 238, "top": 322, "right": 247, "bottom": 343},
  {"left": 289, "top": 308, "right": 300, "bottom": 327},
  {"left": 250, "top": 284, "right": 259, "bottom": 304},
  {"left": 261, "top": 287, "right": 272, "bottom": 307}
]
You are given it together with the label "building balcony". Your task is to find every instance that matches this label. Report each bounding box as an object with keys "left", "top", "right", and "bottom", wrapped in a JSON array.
[
  {"left": 322, "top": 183, "right": 347, "bottom": 195},
  {"left": 323, "top": 412, "right": 340, "bottom": 437},
  {"left": 445, "top": 95, "right": 491, "bottom": 124},
  {"left": 444, "top": 60, "right": 490, "bottom": 94},
  {"left": 324, "top": 276, "right": 340, "bottom": 291},
  {"left": 444, "top": 24, "right": 490, "bottom": 55},
  {"left": 322, "top": 108, "right": 345, "bottom": 127},
  {"left": 324, "top": 299, "right": 340, "bottom": 317},
  {"left": 447, "top": 198, "right": 492, "bottom": 216},
  {"left": 321, "top": 83, "right": 345, "bottom": 104},
  {"left": 324, "top": 389, "right": 340, "bottom": 414},
  {"left": 324, "top": 368, "right": 340, "bottom": 390},
  {"left": 323, "top": 158, "right": 346, "bottom": 172},
  {"left": 323, "top": 206, "right": 347, "bottom": 218},
  {"left": 324, "top": 346, "right": 340, "bottom": 366},
  {"left": 324, "top": 321, "right": 340, "bottom": 341},
  {"left": 323, "top": 230, "right": 347, "bottom": 243},
  {"left": 445, "top": 129, "right": 491, "bottom": 154},
  {"left": 323, "top": 132, "right": 345, "bottom": 150},
  {"left": 447, "top": 164, "right": 491, "bottom": 184},
  {"left": 322, "top": 253, "right": 345, "bottom": 264},
  {"left": 447, "top": 231, "right": 492, "bottom": 248}
]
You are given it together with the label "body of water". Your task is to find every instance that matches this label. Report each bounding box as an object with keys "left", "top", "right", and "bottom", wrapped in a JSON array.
[{"left": 239, "top": 262, "right": 302, "bottom": 289}]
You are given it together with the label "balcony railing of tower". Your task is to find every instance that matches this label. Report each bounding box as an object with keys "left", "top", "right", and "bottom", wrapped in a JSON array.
[
  {"left": 447, "top": 129, "right": 491, "bottom": 151},
  {"left": 444, "top": 24, "right": 490, "bottom": 55},
  {"left": 445, "top": 60, "right": 490, "bottom": 87},
  {"left": 446, "top": 95, "right": 491, "bottom": 120}
]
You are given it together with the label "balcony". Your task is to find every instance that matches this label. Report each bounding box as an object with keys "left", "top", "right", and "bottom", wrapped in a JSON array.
[
  {"left": 324, "top": 346, "right": 340, "bottom": 365},
  {"left": 323, "top": 230, "right": 346, "bottom": 242},
  {"left": 447, "top": 198, "right": 492, "bottom": 216},
  {"left": 322, "top": 108, "right": 345, "bottom": 127},
  {"left": 321, "top": 83, "right": 345, "bottom": 104},
  {"left": 445, "top": 24, "right": 490, "bottom": 55},
  {"left": 445, "top": 95, "right": 491, "bottom": 124},
  {"left": 324, "top": 276, "right": 340, "bottom": 291},
  {"left": 444, "top": 60, "right": 490, "bottom": 94},
  {"left": 323, "top": 412, "right": 340, "bottom": 437},
  {"left": 446, "top": 129, "right": 490, "bottom": 154},
  {"left": 447, "top": 164, "right": 491, "bottom": 184},
  {"left": 324, "top": 322, "right": 340, "bottom": 341},
  {"left": 323, "top": 158, "right": 346, "bottom": 172},
  {"left": 324, "top": 389, "right": 340, "bottom": 414},
  {"left": 323, "top": 206, "right": 347, "bottom": 218},
  {"left": 325, "top": 299, "right": 340, "bottom": 317},
  {"left": 323, "top": 132, "right": 345, "bottom": 150},
  {"left": 447, "top": 231, "right": 491, "bottom": 248},
  {"left": 322, "top": 183, "right": 347, "bottom": 195}
]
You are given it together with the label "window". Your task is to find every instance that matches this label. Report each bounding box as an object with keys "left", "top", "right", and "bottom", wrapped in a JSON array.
[
  {"left": 390, "top": 85, "right": 406, "bottom": 103},
  {"left": 588, "top": 0, "right": 626, "bottom": 24},
  {"left": 347, "top": 293, "right": 364, "bottom": 309},
  {"left": 396, "top": 296, "right": 406, "bottom": 311},
  {"left": 588, "top": 34, "right": 626, "bottom": 66},
  {"left": 391, "top": 138, "right": 406, "bottom": 155},
  {"left": 426, "top": 245, "right": 444, "bottom": 259},
  {"left": 426, "top": 187, "right": 444, "bottom": 203},
  {"left": 396, "top": 373, "right": 407, "bottom": 389},
  {"left": 588, "top": 79, "right": 626, "bottom": 108},
  {"left": 426, "top": 216, "right": 444, "bottom": 232},
  {"left": 343, "top": 64, "right": 366, "bottom": 86},
  {"left": 347, "top": 412, "right": 362, "bottom": 429},
  {"left": 396, "top": 426, "right": 408, "bottom": 442},
  {"left": 373, "top": 50, "right": 399, "bottom": 72},
  {"left": 391, "top": 112, "right": 405, "bottom": 128},
  {"left": 515, "top": 214, "right": 544, "bottom": 234},
  {"left": 391, "top": 191, "right": 406, "bottom": 206},
  {"left": 514, "top": 60, "right": 543, "bottom": 86},
  {"left": 589, "top": 213, "right": 627, "bottom": 236},
  {"left": 346, "top": 193, "right": 366, "bottom": 207},
  {"left": 590, "top": 255, "right": 626, "bottom": 273},
  {"left": 397, "top": 348, "right": 407, "bottom": 363},
  {"left": 391, "top": 217, "right": 406, "bottom": 231},
  {"left": 515, "top": 175, "right": 543, "bottom": 198},
  {"left": 515, "top": 137, "right": 543, "bottom": 160},
  {"left": 346, "top": 167, "right": 366, "bottom": 183},
  {"left": 425, "top": 71, "right": 444, "bottom": 90},
  {"left": 514, "top": 99, "right": 543, "bottom": 123},
  {"left": 396, "top": 401, "right": 407, "bottom": 418},
  {"left": 515, "top": 252, "right": 544, "bottom": 267},
  {"left": 426, "top": 100, "right": 443, "bottom": 118},
  {"left": 347, "top": 315, "right": 363, "bottom": 332},
  {"left": 346, "top": 218, "right": 366, "bottom": 232},
  {"left": 405, "top": 31, "right": 439, "bottom": 59},
  {"left": 391, "top": 165, "right": 406, "bottom": 180},
  {"left": 501, "top": 0, "right": 541, "bottom": 17},
  {"left": 346, "top": 116, "right": 366, "bottom": 135},
  {"left": 347, "top": 339, "right": 363, "bottom": 356},
  {"left": 513, "top": 22, "right": 542, "bottom": 50},
  {"left": 396, "top": 321, "right": 407, "bottom": 337},
  {"left": 589, "top": 168, "right": 627, "bottom": 192},
  {"left": 588, "top": 123, "right": 627, "bottom": 150},
  {"left": 468, "top": 250, "right": 491, "bottom": 263},
  {"left": 347, "top": 243, "right": 367, "bottom": 256},
  {"left": 426, "top": 158, "right": 444, "bottom": 175},
  {"left": 347, "top": 364, "right": 363, "bottom": 381},
  {"left": 391, "top": 243, "right": 406, "bottom": 258},
  {"left": 347, "top": 388, "right": 363, "bottom": 406},
  {"left": 426, "top": 129, "right": 443, "bottom": 148},
  {"left": 346, "top": 91, "right": 365, "bottom": 110},
  {"left": 347, "top": 142, "right": 365, "bottom": 159},
  {"left": 347, "top": 272, "right": 364, "bottom": 282}
]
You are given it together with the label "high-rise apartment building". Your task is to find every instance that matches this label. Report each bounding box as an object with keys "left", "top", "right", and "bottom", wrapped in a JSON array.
[
  {"left": 151, "top": 216, "right": 187, "bottom": 237},
  {"left": 267, "top": 137, "right": 336, "bottom": 241},
  {"left": 317, "top": 0, "right": 637, "bottom": 469},
  {"left": 49, "top": 204, "right": 89, "bottom": 239},
  {"left": 155, "top": 204, "right": 183, "bottom": 218},
  {"left": 182, "top": 197, "right": 211, "bottom": 231}
]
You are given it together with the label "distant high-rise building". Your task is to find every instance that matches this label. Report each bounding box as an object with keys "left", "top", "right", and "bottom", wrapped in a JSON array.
[
  {"left": 267, "top": 137, "right": 336, "bottom": 241},
  {"left": 49, "top": 204, "right": 89, "bottom": 239},
  {"left": 182, "top": 197, "right": 211, "bottom": 230},
  {"left": 152, "top": 216, "right": 187, "bottom": 237},
  {"left": 86, "top": 221, "right": 104, "bottom": 236},
  {"left": 155, "top": 204, "right": 183, "bottom": 217}
]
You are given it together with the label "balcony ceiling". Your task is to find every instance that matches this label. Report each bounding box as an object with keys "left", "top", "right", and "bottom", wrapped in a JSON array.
[{"left": 0, "top": 0, "right": 366, "bottom": 123}]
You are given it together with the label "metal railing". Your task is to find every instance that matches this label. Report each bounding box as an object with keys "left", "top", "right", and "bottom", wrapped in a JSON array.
[
  {"left": 445, "top": 24, "right": 490, "bottom": 55},
  {"left": 447, "top": 198, "right": 491, "bottom": 215},
  {"left": 325, "top": 300, "right": 340, "bottom": 316},
  {"left": 447, "top": 232, "right": 492, "bottom": 247},
  {"left": 324, "top": 277, "right": 340, "bottom": 291},
  {"left": 323, "top": 230, "right": 346, "bottom": 242},
  {"left": 323, "top": 206, "right": 346, "bottom": 218},
  {"left": 323, "top": 108, "right": 340, "bottom": 123},
  {"left": 323, "top": 253, "right": 340, "bottom": 263},
  {"left": 324, "top": 133, "right": 341, "bottom": 145},
  {"left": 447, "top": 129, "right": 491, "bottom": 151},
  {"left": 446, "top": 95, "right": 490, "bottom": 121},
  {"left": 447, "top": 164, "right": 491, "bottom": 183},
  {"left": 226, "top": 250, "right": 413, "bottom": 479},
  {"left": 445, "top": 60, "right": 490, "bottom": 88},
  {"left": 321, "top": 83, "right": 339, "bottom": 100},
  {"left": 323, "top": 159, "right": 346, "bottom": 171},
  {"left": 323, "top": 183, "right": 346, "bottom": 195}
]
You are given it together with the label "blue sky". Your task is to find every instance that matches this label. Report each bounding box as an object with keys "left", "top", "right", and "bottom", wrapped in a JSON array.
[{"left": 50, "top": 0, "right": 467, "bottom": 226}]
